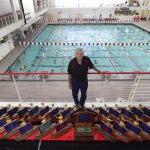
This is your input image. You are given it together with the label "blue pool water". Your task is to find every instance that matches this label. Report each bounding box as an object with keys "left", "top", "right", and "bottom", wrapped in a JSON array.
[{"left": 9, "top": 24, "right": 150, "bottom": 72}]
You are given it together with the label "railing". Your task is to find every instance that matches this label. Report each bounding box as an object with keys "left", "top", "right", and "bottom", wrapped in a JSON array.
[
  {"left": 42, "top": 18, "right": 141, "bottom": 24},
  {"left": 0, "top": 14, "right": 15, "bottom": 29},
  {"left": 0, "top": 72, "right": 150, "bottom": 107},
  {"left": 0, "top": 12, "right": 23, "bottom": 29},
  {"left": 1, "top": 72, "right": 150, "bottom": 75}
]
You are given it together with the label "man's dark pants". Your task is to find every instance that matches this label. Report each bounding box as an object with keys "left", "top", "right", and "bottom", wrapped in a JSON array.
[{"left": 72, "top": 79, "right": 88, "bottom": 107}]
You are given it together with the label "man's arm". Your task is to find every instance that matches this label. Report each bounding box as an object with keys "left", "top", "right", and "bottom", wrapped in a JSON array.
[
  {"left": 67, "top": 61, "right": 73, "bottom": 89},
  {"left": 87, "top": 57, "right": 102, "bottom": 74},
  {"left": 92, "top": 66, "right": 101, "bottom": 73},
  {"left": 68, "top": 74, "right": 72, "bottom": 89}
]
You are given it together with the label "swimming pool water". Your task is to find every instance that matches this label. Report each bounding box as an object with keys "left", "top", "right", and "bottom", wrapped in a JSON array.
[{"left": 9, "top": 24, "right": 150, "bottom": 72}]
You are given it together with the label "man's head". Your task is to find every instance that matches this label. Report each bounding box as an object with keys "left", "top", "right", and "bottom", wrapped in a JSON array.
[{"left": 75, "top": 48, "right": 84, "bottom": 61}]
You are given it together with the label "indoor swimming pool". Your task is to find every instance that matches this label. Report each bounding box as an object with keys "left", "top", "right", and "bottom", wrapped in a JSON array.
[{"left": 8, "top": 24, "right": 150, "bottom": 72}]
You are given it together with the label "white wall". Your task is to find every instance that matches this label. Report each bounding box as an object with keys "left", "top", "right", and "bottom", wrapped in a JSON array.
[
  {"left": 0, "top": 36, "right": 15, "bottom": 61},
  {"left": 0, "top": 20, "right": 24, "bottom": 62},
  {"left": 47, "top": 8, "right": 136, "bottom": 20},
  {"left": 0, "top": 0, "right": 12, "bottom": 15},
  {"left": 48, "top": 8, "right": 115, "bottom": 20},
  {"left": 0, "top": 20, "right": 24, "bottom": 39}
]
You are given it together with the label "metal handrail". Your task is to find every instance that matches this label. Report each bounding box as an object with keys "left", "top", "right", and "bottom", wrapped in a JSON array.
[
  {"left": 0, "top": 71, "right": 150, "bottom": 105},
  {"left": 0, "top": 71, "right": 150, "bottom": 75}
]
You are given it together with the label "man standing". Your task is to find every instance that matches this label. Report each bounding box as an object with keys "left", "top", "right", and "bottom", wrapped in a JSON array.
[{"left": 67, "top": 48, "right": 101, "bottom": 108}]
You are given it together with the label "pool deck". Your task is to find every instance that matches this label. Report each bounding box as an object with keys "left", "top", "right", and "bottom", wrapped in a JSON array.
[
  {"left": 133, "top": 20, "right": 150, "bottom": 32},
  {"left": 0, "top": 21, "right": 150, "bottom": 73}
]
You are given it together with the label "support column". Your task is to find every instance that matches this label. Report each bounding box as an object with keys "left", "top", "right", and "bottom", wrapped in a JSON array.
[
  {"left": 42, "top": 75, "right": 48, "bottom": 102},
  {"left": 19, "top": 0, "right": 27, "bottom": 24},
  {"left": 21, "top": 30, "right": 26, "bottom": 39},
  {"left": 17, "top": 0, "right": 25, "bottom": 21},
  {"left": 9, "top": 0, "right": 18, "bottom": 22},
  {"left": 12, "top": 74, "right": 23, "bottom": 103},
  {"left": 30, "top": 25, "right": 33, "bottom": 32}
]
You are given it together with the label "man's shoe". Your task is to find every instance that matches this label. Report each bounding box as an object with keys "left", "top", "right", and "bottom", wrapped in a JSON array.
[
  {"left": 75, "top": 104, "right": 80, "bottom": 109},
  {"left": 80, "top": 105, "right": 87, "bottom": 111}
]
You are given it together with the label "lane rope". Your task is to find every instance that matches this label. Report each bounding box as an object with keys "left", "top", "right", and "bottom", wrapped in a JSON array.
[{"left": 18, "top": 41, "right": 150, "bottom": 47}]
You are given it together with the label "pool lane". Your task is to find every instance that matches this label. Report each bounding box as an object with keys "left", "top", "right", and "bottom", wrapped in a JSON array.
[{"left": 9, "top": 24, "right": 150, "bottom": 73}]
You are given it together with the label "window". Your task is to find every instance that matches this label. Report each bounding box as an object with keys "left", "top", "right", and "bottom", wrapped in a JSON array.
[
  {"left": 0, "top": 0, "right": 13, "bottom": 16},
  {"left": 55, "top": 0, "right": 127, "bottom": 8}
]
